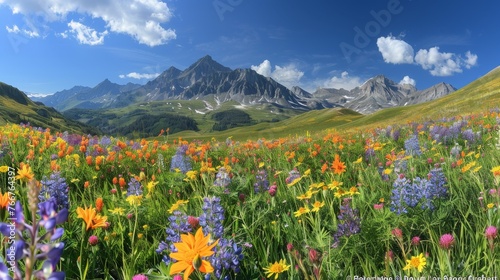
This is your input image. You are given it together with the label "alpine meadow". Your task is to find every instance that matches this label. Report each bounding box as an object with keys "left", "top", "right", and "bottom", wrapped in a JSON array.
[{"left": 2, "top": 1, "right": 500, "bottom": 279}]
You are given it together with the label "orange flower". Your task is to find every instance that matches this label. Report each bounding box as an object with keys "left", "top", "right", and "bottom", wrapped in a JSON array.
[
  {"left": 84, "top": 181, "right": 90, "bottom": 188},
  {"left": 86, "top": 156, "right": 93, "bottom": 166},
  {"left": 0, "top": 192, "right": 10, "bottom": 209},
  {"left": 112, "top": 177, "right": 118, "bottom": 185},
  {"left": 119, "top": 178, "right": 126, "bottom": 189},
  {"left": 321, "top": 163, "right": 328, "bottom": 173},
  {"left": 331, "top": 154, "right": 346, "bottom": 174},
  {"left": 96, "top": 198, "right": 104, "bottom": 212},
  {"left": 169, "top": 227, "right": 219, "bottom": 280},
  {"left": 76, "top": 206, "right": 108, "bottom": 231}
]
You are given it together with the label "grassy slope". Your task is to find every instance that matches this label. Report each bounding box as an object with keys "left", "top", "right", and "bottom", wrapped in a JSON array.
[{"left": 0, "top": 82, "right": 98, "bottom": 134}]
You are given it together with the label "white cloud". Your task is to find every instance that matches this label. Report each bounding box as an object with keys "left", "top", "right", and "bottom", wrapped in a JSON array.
[
  {"left": 6, "top": 25, "right": 20, "bottom": 33},
  {"left": 464, "top": 51, "right": 478, "bottom": 69},
  {"left": 376, "top": 35, "right": 414, "bottom": 64},
  {"left": 322, "top": 71, "right": 362, "bottom": 90},
  {"left": 251, "top": 60, "right": 304, "bottom": 88},
  {"left": 5, "top": 24, "right": 39, "bottom": 37},
  {"left": 377, "top": 35, "right": 479, "bottom": 77},
  {"left": 119, "top": 72, "right": 160, "bottom": 79},
  {"left": 251, "top": 60, "right": 272, "bottom": 77},
  {"left": 414, "top": 47, "right": 475, "bottom": 76},
  {"left": 399, "top": 76, "right": 416, "bottom": 87},
  {"left": 1, "top": 0, "right": 176, "bottom": 46},
  {"left": 67, "top": 21, "right": 108, "bottom": 45}
]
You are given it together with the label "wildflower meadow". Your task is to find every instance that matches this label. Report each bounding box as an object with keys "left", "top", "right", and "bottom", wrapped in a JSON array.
[{"left": 1, "top": 109, "right": 500, "bottom": 279}]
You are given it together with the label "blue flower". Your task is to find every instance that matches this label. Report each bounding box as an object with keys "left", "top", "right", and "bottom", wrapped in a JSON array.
[
  {"left": 404, "top": 135, "right": 422, "bottom": 156},
  {"left": 332, "top": 198, "right": 361, "bottom": 248},
  {"left": 156, "top": 210, "right": 192, "bottom": 265},
  {"left": 199, "top": 196, "right": 225, "bottom": 240},
  {"left": 254, "top": 169, "right": 269, "bottom": 193},
  {"left": 208, "top": 238, "right": 244, "bottom": 279},
  {"left": 170, "top": 145, "right": 192, "bottom": 173},
  {"left": 126, "top": 178, "right": 143, "bottom": 197},
  {"left": 214, "top": 167, "right": 231, "bottom": 188},
  {"left": 38, "top": 172, "right": 69, "bottom": 211}
]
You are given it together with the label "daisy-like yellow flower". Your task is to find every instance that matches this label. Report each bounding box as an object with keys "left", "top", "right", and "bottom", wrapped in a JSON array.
[
  {"left": 126, "top": 195, "right": 143, "bottom": 206},
  {"left": 0, "top": 166, "right": 9, "bottom": 173},
  {"left": 491, "top": 166, "right": 500, "bottom": 176},
  {"left": 16, "top": 164, "right": 34, "bottom": 182},
  {"left": 296, "top": 190, "right": 316, "bottom": 200},
  {"left": 348, "top": 186, "right": 360, "bottom": 195},
  {"left": 263, "top": 259, "right": 290, "bottom": 280},
  {"left": 184, "top": 170, "right": 198, "bottom": 182},
  {"left": 76, "top": 206, "right": 108, "bottom": 231},
  {"left": 168, "top": 199, "right": 189, "bottom": 213},
  {"left": 308, "top": 182, "right": 325, "bottom": 190},
  {"left": 461, "top": 161, "right": 476, "bottom": 173},
  {"left": 311, "top": 201, "right": 325, "bottom": 212},
  {"left": 108, "top": 207, "right": 125, "bottom": 215},
  {"left": 353, "top": 157, "right": 363, "bottom": 164},
  {"left": 403, "top": 253, "right": 426, "bottom": 272},
  {"left": 294, "top": 206, "right": 310, "bottom": 217},
  {"left": 334, "top": 189, "right": 346, "bottom": 198},
  {"left": 328, "top": 181, "right": 343, "bottom": 190},
  {"left": 487, "top": 203, "right": 494, "bottom": 209},
  {"left": 169, "top": 227, "right": 219, "bottom": 280},
  {"left": 146, "top": 181, "right": 158, "bottom": 193}
]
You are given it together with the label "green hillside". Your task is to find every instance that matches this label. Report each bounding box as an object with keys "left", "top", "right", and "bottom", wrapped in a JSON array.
[{"left": 0, "top": 82, "right": 99, "bottom": 134}]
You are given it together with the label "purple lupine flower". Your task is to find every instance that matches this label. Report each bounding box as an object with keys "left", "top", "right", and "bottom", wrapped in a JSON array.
[
  {"left": 391, "top": 170, "right": 447, "bottom": 215},
  {"left": 392, "top": 128, "right": 401, "bottom": 141},
  {"left": 156, "top": 211, "right": 192, "bottom": 265},
  {"left": 100, "top": 136, "right": 112, "bottom": 147},
  {"left": 365, "top": 147, "right": 375, "bottom": 161},
  {"left": 208, "top": 238, "right": 244, "bottom": 279},
  {"left": 126, "top": 178, "right": 143, "bottom": 197},
  {"left": 332, "top": 198, "right": 361, "bottom": 248},
  {"left": 214, "top": 167, "right": 231, "bottom": 188},
  {"left": 404, "top": 135, "right": 422, "bottom": 156},
  {"left": 253, "top": 169, "right": 269, "bottom": 193},
  {"left": 39, "top": 172, "right": 70, "bottom": 211},
  {"left": 199, "top": 196, "right": 225, "bottom": 240},
  {"left": 427, "top": 167, "right": 448, "bottom": 200},
  {"left": 170, "top": 145, "right": 192, "bottom": 173},
  {"left": 0, "top": 200, "right": 67, "bottom": 279},
  {"left": 390, "top": 175, "right": 412, "bottom": 214}
]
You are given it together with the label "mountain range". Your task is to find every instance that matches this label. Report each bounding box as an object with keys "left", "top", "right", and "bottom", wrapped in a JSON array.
[{"left": 33, "top": 55, "right": 456, "bottom": 114}]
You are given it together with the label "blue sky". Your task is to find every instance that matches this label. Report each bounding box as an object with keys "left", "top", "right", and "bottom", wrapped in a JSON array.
[{"left": 1, "top": 0, "right": 499, "bottom": 95}]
